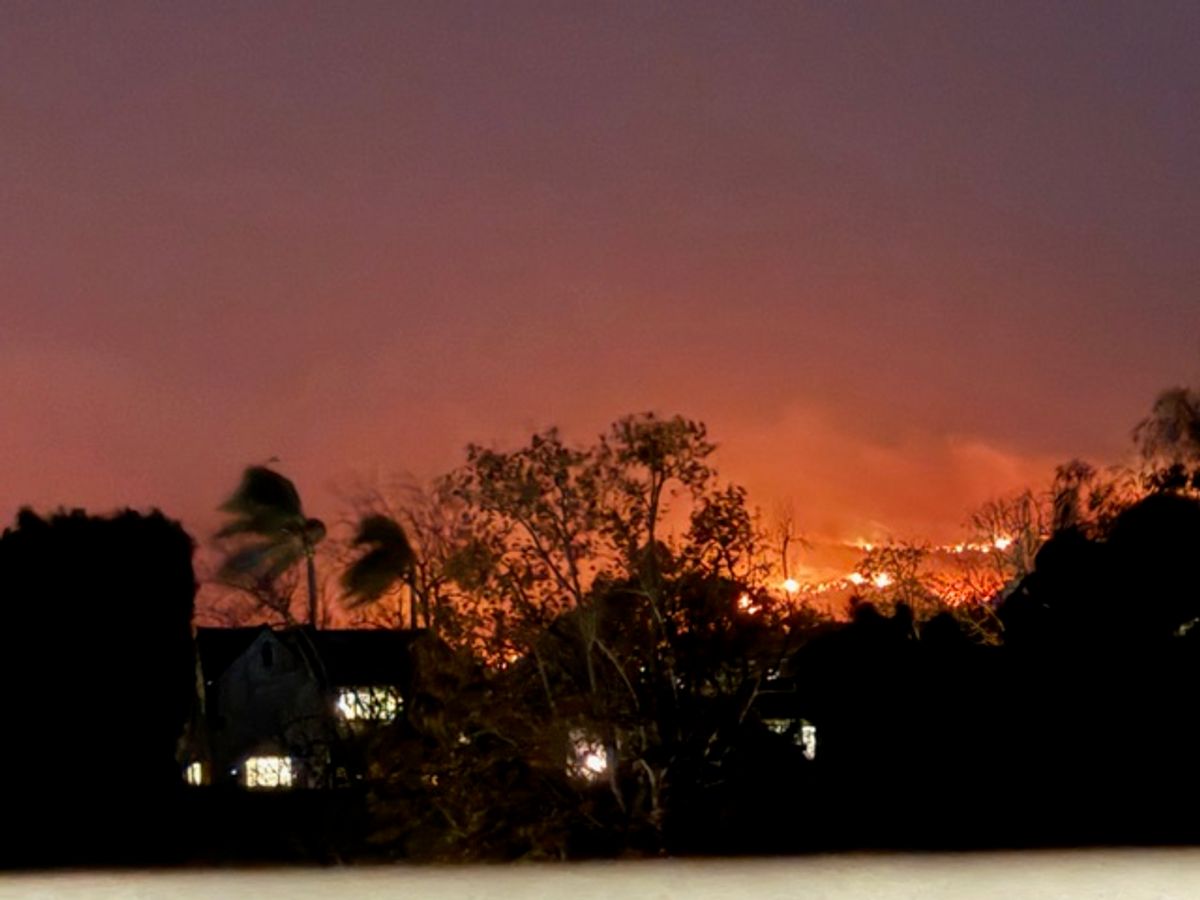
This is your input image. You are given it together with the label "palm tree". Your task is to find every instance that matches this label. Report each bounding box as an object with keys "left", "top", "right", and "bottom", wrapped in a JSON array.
[
  {"left": 217, "top": 465, "right": 327, "bottom": 627},
  {"left": 342, "top": 514, "right": 420, "bottom": 628}
]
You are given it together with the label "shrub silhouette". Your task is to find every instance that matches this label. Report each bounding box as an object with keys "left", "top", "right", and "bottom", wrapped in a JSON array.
[{"left": 0, "top": 508, "right": 196, "bottom": 866}]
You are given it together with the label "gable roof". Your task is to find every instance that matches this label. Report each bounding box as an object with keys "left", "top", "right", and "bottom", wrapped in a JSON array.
[
  {"left": 305, "top": 628, "right": 421, "bottom": 687},
  {"left": 195, "top": 625, "right": 423, "bottom": 689},
  {"left": 195, "top": 626, "right": 269, "bottom": 683}
]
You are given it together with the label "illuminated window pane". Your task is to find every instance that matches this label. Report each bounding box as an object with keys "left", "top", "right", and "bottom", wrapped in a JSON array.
[
  {"left": 336, "top": 686, "right": 402, "bottom": 721},
  {"left": 244, "top": 755, "right": 294, "bottom": 789},
  {"left": 800, "top": 722, "right": 817, "bottom": 761},
  {"left": 185, "top": 761, "right": 203, "bottom": 786}
]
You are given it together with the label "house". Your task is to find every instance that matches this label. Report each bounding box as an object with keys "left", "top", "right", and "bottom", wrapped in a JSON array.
[{"left": 181, "top": 626, "right": 421, "bottom": 789}]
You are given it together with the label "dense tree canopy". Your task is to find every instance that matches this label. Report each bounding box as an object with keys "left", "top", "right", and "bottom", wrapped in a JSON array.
[
  {"left": 0, "top": 508, "right": 197, "bottom": 866},
  {"left": 7, "top": 387, "right": 1197, "bottom": 864},
  {"left": 354, "top": 396, "right": 1200, "bottom": 858}
]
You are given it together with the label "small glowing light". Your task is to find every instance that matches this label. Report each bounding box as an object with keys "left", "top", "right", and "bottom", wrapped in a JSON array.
[
  {"left": 185, "top": 761, "right": 203, "bottom": 786},
  {"left": 568, "top": 729, "right": 608, "bottom": 782},
  {"left": 993, "top": 536, "right": 1013, "bottom": 551},
  {"left": 872, "top": 573, "right": 893, "bottom": 589},
  {"left": 800, "top": 723, "right": 817, "bottom": 761},
  {"left": 738, "top": 592, "right": 752, "bottom": 609},
  {"left": 782, "top": 578, "right": 800, "bottom": 593},
  {"left": 501, "top": 650, "right": 521, "bottom": 668},
  {"left": 847, "top": 573, "right": 866, "bottom": 585}
]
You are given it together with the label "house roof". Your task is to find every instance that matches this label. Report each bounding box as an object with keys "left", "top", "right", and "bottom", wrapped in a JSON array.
[
  {"left": 303, "top": 628, "right": 421, "bottom": 687},
  {"left": 195, "top": 626, "right": 268, "bottom": 683},
  {"left": 195, "top": 625, "right": 423, "bottom": 688}
]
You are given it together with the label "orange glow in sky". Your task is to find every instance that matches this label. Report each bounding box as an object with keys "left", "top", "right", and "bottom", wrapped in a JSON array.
[{"left": 1, "top": 2, "right": 1197, "bottom": 581}]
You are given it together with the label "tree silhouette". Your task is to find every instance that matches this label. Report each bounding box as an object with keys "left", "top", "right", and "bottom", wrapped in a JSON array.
[
  {"left": 356, "top": 414, "right": 833, "bottom": 859},
  {"left": 1134, "top": 386, "right": 1200, "bottom": 493},
  {"left": 217, "top": 466, "right": 326, "bottom": 627},
  {"left": 0, "top": 508, "right": 196, "bottom": 865},
  {"left": 342, "top": 514, "right": 420, "bottom": 627}
]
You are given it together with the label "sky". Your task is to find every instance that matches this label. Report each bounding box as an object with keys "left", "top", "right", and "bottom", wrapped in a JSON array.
[{"left": 2, "top": 1, "right": 1199, "bottom": 572}]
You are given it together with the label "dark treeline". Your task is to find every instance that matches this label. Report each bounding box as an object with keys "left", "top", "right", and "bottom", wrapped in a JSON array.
[
  {"left": 2, "top": 387, "right": 1199, "bottom": 865},
  {"left": 791, "top": 490, "right": 1200, "bottom": 852},
  {"left": 360, "top": 491, "right": 1200, "bottom": 859},
  {"left": 0, "top": 509, "right": 196, "bottom": 866}
]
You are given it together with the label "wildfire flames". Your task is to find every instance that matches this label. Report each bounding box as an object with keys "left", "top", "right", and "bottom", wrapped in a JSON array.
[{"left": 743, "top": 533, "right": 1027, "bottom": 616}]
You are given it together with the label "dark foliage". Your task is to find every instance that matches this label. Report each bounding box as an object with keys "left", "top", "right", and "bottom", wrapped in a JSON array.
[
  {"left": 352, "top": 489, "right": 1200, "bottom": 858},
  {"left": 217, "top": 465, "right": 325, "bottom": 626},
  {"left": 0, "top": 508, "right": 197, "bottom": 866},
  {"left": 779, "top": 491, "right": 1200, "bottom": 851},
  {"left": 10, "top": 400, "right": 1200, "bottom": 863}
]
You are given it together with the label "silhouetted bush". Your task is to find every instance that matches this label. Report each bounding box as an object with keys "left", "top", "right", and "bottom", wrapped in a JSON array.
[{"left": 0, "top": 508, "right": 196, "bottom": 866}]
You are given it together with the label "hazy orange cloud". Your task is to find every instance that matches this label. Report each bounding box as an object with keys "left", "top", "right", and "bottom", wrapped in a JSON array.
[{"left": 712, "top": 403, "right": 1065, "bottom": 549}]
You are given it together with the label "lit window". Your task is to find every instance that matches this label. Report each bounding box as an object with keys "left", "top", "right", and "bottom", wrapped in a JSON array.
[
  {"left": 568, "top": 729, "right": 608, "bottom": 782},
  {"left": 243, "top": 755, "right": 294, "bottom": 789},
  {"left": 336, "top": 686, "right": 403, "bottom": 721},
  {"left": 800, "top": 722, "right": 817, "bottom": 761},
  {"left": 185, "top": 761, "right": 203, "bottom": 786}
]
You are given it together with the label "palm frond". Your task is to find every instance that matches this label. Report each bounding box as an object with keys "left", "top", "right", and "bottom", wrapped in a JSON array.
[
  {"left": 302, "top": 517, "right": 327, "bottom": 546},
  {"left": 341, "top": 550, "right": 405, "bottom": 608},
  {"left": 218, "top": 539, "right": 303, "bottom": 585},
  {"left": 351, "top": 514, "right": 412, "bottom": 550},
  {"left": 218, "top": 466, "right": 304, "bottom": 523},
  {"left": 341, "top": 514, "right": 416, "bottom": 608}
]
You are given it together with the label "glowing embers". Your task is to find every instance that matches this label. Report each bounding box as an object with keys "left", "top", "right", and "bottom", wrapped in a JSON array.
[
  {"left": 184, "top": 760, "right": 204, "bottom": 786},
  {"left": 738, "top": 592, "right": 762, "bottom": 615},
  {"left": 243, "top": 755, "right": 295, "bottom": 789},
  {"left": 336, "top": 686, "right": 403, "bottom": 722},
  {"left": 948, "top": 535, "right": 1015, "bottom": 554},
  {"left": 568, "top": 729, "right": 609, "bottom": 782}
]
